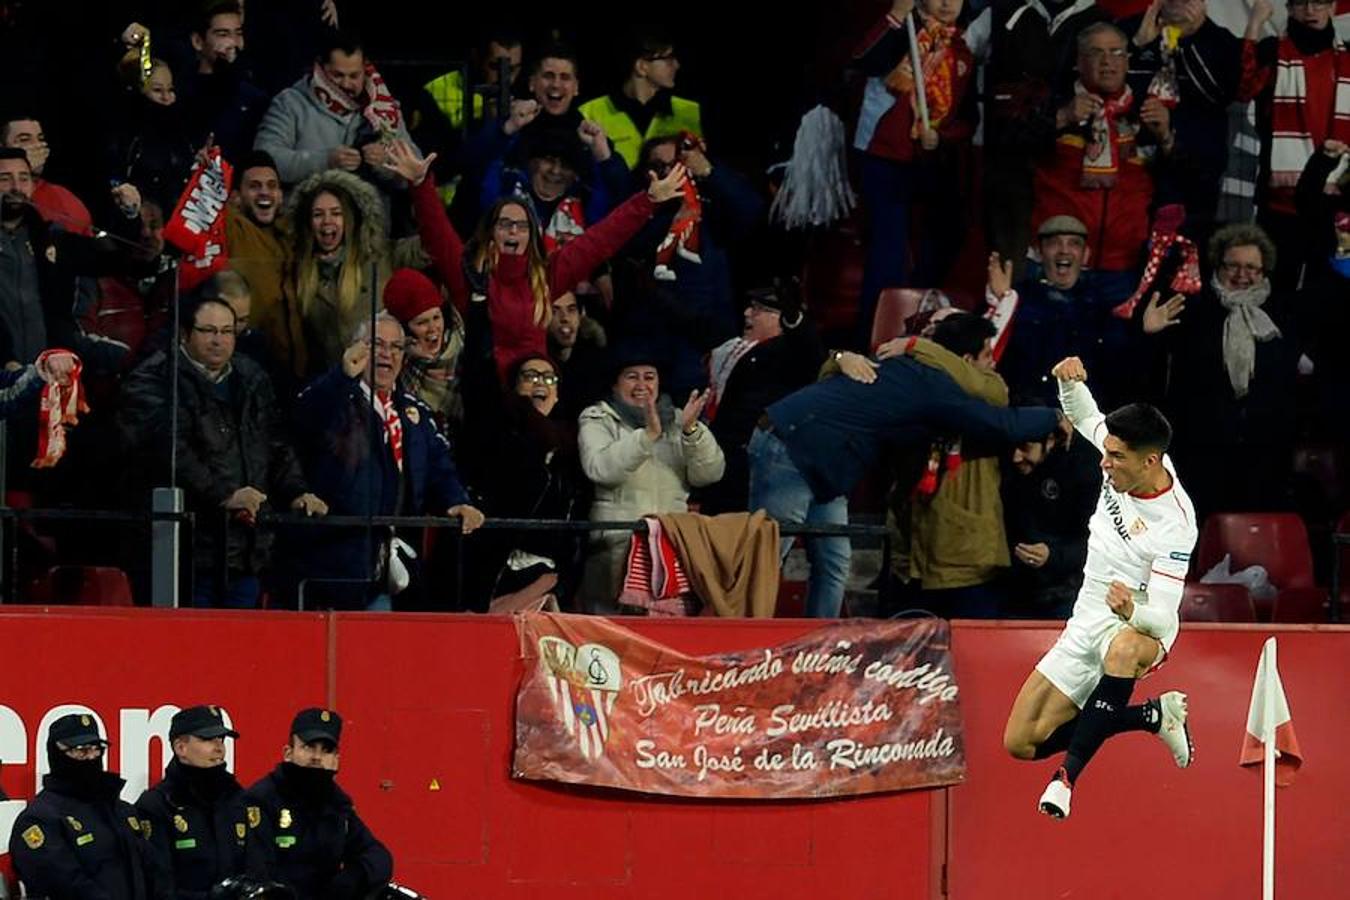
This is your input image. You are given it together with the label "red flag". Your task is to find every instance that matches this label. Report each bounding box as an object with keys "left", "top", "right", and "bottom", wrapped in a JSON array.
[
  {"left": 1239, "top": 637, "right": 1303, "bottom": 787},
  {"left": 164, "top": 147, "right": 233, "bottom": 292}
]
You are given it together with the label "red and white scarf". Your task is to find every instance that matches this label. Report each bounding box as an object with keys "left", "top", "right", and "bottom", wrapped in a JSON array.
[
  {"left": 362, "top": 384, "right": 404, "bottom": 471},
  {"left": 1077, "top": 82, "right": 1136, "bottom": 189},
  {"left": 311, "top": 61, "right": 404, "bottom": 136},
  {"left": 1114, "top": 204, "right": 1203, "bottom": 319},
  {"left": 704, "top": 337, "right": 758, "bottom": 423},
  {"left": 33, "top": 351, "right": 87, "bottom": 469},
  {"left": 653, "top": 132, "right": 705, "bottom": 281},
  {"left": 619, "top": 517, "right": 697, "bottom": 616},
  {"left": 542, "top": 196, "right": 587, "bottom": 255},
  {"left": 1269, "top": 38, "right": 1350, "bottom": 190},
  {"left": 164, "top": 147, "right": 233, "bottom": 292}
]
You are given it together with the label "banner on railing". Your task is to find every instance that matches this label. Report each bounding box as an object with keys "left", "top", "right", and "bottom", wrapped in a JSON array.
[{"left": 511, "top": 613, "right": 966, "bottom": 799}]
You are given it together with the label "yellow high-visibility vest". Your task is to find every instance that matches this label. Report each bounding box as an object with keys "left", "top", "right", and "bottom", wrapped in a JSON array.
[{"left": 577, "top": 94, "right": 702, "bottom": 168}]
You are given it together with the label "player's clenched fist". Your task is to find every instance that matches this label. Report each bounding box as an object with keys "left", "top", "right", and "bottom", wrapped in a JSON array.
[{"left": 1051, "top": 357, "right": 1087, "bottom": 383}]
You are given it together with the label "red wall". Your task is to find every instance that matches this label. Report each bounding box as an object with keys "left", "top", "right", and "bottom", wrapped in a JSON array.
[{"left": 1, "top": 610, "right": 1346, "bottom": 899}]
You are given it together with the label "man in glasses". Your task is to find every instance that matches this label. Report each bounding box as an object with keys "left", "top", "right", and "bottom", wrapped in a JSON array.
[
  {"left": 289, "top": 313, "right": 483, "bottom": 609},
  {"left": 578, "top": 28, "right": 703, "bottom": 168},
  {"left": 1033, "top": 23, "right": 1179, "bottom": 306},
  {"left": 9, "top": 713, "right": 159, "bottom": 898},
  {"left": 118, "top": 295, "right": 327, "bottom": 607}
]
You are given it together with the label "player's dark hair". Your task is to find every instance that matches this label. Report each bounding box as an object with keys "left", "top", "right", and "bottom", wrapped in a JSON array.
[
  {"left": 930, "top": 313, "right": 996, "bottom": 360},
  {"left": 1105, "top": 403, "right": 1172, "bottom": 455}
]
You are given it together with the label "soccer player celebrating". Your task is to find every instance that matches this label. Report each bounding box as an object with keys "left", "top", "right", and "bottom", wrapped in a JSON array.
[{"left": 1002, "top": 356, "right": 1197, "bottom": 819}]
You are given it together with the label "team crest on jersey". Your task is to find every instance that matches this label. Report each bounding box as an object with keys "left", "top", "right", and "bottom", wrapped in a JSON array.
[{"left": 1129, "top": 518, "right": 1148, "bottom": 536}]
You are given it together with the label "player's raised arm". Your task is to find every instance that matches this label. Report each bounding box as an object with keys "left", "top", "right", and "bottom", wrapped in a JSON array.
[{"left": 1052, "top": 357, "right": 1107, "bottom": 451}]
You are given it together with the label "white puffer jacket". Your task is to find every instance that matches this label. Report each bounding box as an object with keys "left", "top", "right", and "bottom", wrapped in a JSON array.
[{"left": 577, "top": 400, "right": 726, "bottom": 608}]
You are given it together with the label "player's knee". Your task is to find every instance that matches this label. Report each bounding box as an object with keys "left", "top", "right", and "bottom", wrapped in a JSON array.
[
  {"left": 1105, "top": 633, "right": 1155, "bottom": 675},
  {"left": 1002, "top": 724, "right": 1036, "bottom": 760}
]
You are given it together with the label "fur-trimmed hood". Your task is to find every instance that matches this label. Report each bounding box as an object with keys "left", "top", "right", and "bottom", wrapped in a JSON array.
[{"left": 284, "top": 168, "right": 387, "bottom": 256}]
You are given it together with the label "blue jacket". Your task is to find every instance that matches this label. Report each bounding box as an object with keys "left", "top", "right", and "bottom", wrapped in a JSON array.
[
  {"left": 289, "top": 368, "right": 471, "bottom": 607},
  {"left": 0, "top": 365, "right": 44, "bottom": 419},
  {"left": 998, "top": 274, "right": 1138, "bottom": 409},
  {"left": 766, "top": 356, "right": 1060, "bottom": 501}
]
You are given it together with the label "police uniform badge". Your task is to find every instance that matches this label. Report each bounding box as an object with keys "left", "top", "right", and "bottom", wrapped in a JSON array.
[
  {"left": 173, "top": 814, "right": 189, "bottom": 833},
  {"left": 22, "top": 825, "right": 44, "bottom": 849},
  {"left": 66, "top": 816, "right": 83, "bottom": 832},
  {"left": 279, "top": 808, "right": 292, "bottom": 829},
  {"left": 319, "top": 711, "right": 331, "bottom": 722},
  {"left": 235, "top": 823, "right": 246, "bottom": 840},
  {"left": 80, "top": 715, "right": 91, "bottom": 726},
  {"left": 247, "top": 806, "right": 261, "bottom": 829}
]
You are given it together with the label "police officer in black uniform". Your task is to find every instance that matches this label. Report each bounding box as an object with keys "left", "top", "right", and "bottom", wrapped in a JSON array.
[
  {"left": 244, "top": 709, "right": 392, "bottom": 900},
  {"left": 137, "top": 705, "right": 264, "bottom": 898},
  {"left": 8, "top": 712, "right": 157, "bottom": 899}
]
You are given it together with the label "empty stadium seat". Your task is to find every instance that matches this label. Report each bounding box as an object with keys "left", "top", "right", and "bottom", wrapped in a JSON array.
[
  {"left": 1180, "top": 582, "right": 1256, "bottom": 623},
  {"left": 1270, "top": 587, "right": 1330, "bottom": 624},
  {"left": 29, "top": 566, "right": 133, "bottom": 606},
  {"left": 1195, "top": 513, "right": 1316, "bottom": 590}
]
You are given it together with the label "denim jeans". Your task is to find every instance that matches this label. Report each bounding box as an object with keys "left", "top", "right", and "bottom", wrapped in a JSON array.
[
  {"left": 747, "top": 429, "right": 851, "bottom": 617},
  {"left": 192, "top": 574, "right": 260, "bottom": 609}
]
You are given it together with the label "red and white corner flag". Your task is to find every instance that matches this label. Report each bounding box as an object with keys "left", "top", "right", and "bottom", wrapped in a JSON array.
[{"left": 1239, "top": 637, "right": 1303, "bottom": 786}]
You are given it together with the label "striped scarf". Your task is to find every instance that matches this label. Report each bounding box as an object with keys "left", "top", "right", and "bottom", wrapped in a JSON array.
[
  {"left": 361, "top": 383, "right": 404, "bottom": 471},
  {"left": 1078, "top": 82, "right": 1135, "bottom": 189},
  {"left": 1268, "top": 38, "right": 1350, "bottom": 191}
]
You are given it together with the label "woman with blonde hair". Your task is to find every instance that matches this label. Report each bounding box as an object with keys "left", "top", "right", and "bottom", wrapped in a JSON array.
[{"left": 282, "top": 168, "right": 427, "bottom": 377}]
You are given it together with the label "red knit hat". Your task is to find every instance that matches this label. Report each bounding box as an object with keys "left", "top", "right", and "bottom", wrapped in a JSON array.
[{"left": 383, "top": 268, "right": 443, "bottom": 324}]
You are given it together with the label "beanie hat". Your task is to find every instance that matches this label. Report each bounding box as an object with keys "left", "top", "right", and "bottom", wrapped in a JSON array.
[{"left": 383, "top": 268, "right": 443, "bottom": 324}]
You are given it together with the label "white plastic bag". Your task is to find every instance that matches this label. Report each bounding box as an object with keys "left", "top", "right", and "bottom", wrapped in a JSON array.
[{"left": 1199, "top": 553, "right": 1276, "bottom": 601}]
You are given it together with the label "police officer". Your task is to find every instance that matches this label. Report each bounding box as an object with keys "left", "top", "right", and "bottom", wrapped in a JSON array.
[
  {"left": 8, "top": 713, "right": 157, "bottom": 899},
  {"left": 244, "top": 709, "right": 391, "bottom": 899},
  {"left": 137, "top": 705, "right": 264, "bottom": 898}
]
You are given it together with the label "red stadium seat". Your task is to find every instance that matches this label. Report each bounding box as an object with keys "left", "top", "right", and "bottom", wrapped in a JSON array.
[
  {"left": 1194, "top": 513, "right": 1316, "bottom": 590},
  {"left": 1270, "top": 587, "right": 1330, "bottom": 624},
  {"left": 869, "top": 288, "right": 924, "bottom": 348},
  {"left": 29, "top": 566, "right": 133, "bottom": 606},
  {"left": 1180, "top": 582, "right": 1256, "bottom": 623}
]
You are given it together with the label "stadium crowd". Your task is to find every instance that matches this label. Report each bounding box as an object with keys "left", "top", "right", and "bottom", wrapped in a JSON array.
[{"left": 0, "top": 0, "right": 1346, "bottom": 619}]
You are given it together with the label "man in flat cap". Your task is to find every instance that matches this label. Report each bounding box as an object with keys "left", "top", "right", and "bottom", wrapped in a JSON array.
[
  {"left": 136, "top": 705, "right": 263, "bottom": 897},
  {"left": 244, "top": 708, "right": 391, "bottom": 899},
  {"left": 993, "top": 215, "right": 1176, "bottom": 411},
  {"left": 8, "top": 712, "right": 158, "bottom": 898}
]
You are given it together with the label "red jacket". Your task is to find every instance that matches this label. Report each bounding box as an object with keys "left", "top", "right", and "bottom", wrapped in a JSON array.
[
  {"left": 412, "top": 177, "right": 655, "bottom": 380},
  {"left": 1032, "top": 125, "right": 1157, "bottom": 273}
]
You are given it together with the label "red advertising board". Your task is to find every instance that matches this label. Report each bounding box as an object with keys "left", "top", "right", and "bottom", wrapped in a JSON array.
[{"left": 512, "top": 613, "right": 966, "bottom": 798}]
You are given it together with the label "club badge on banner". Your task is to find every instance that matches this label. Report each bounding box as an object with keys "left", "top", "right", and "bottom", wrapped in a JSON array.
[{"left": 512, "top": 614, "right": 966, "bottom": 799}]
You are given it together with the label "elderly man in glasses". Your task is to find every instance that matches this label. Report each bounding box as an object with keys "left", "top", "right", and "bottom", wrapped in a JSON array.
[
  {"left": 1032, "top": 22, "right": 1180, "bottom": 307},
  {"left": 9, "top": 714, "right": 159, "bottom": 899},
  {"left": 288, "top": 313, "right": 483, "bottom": 610},
  {"left": 119, "top": 295, "right": 327, "bottom": 608}
]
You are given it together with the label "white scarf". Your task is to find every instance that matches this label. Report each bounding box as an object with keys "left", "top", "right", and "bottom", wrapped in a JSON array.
[{"left": 1212, "top": 275, "right": 1280, "bottom": 399}]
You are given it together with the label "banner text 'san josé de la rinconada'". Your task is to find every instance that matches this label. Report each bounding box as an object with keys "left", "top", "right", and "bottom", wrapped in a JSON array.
[{"left": 512, "top": 614, "right": 966, "bottom": 799}]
